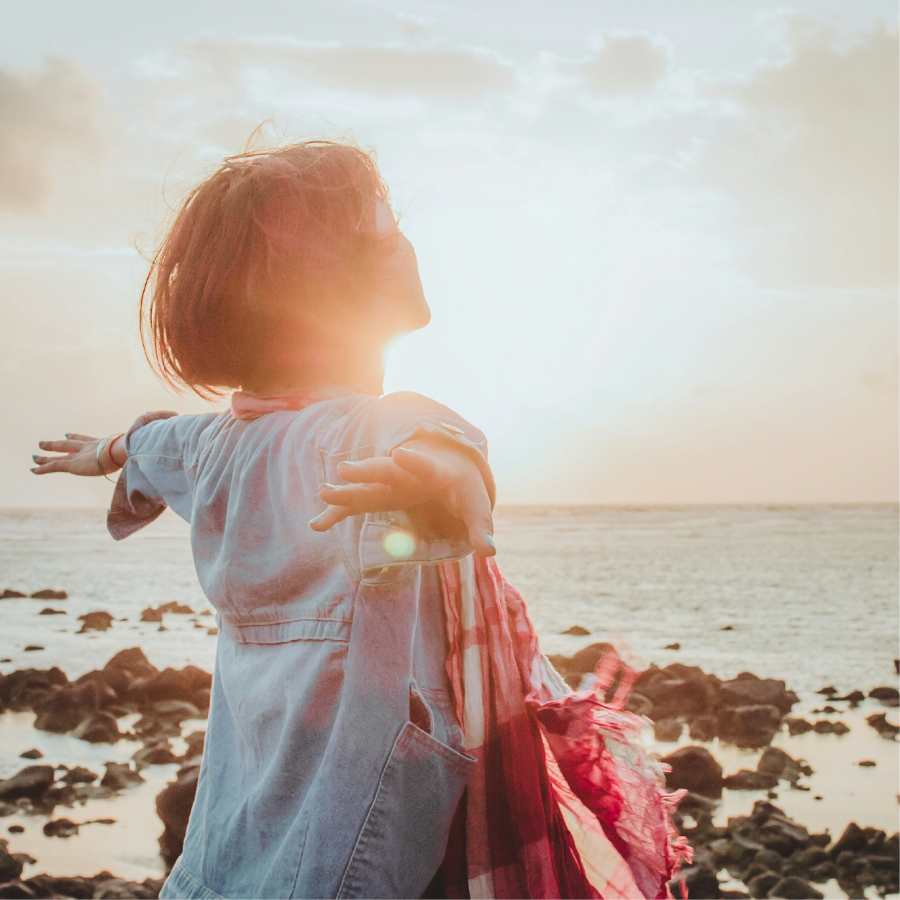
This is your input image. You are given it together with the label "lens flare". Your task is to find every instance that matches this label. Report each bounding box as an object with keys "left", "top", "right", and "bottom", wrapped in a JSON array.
[{"left": 383, "top": 529, "right": 415, "bottom": 559}]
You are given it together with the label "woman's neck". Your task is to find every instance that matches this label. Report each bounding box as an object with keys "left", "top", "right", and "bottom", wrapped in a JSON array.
[{"left": 242, "top": 344, "right": 385, "bottom": 397}]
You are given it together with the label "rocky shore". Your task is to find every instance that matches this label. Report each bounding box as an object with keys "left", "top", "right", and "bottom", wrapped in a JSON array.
[{"left": 0, "top": 608, "right": 897, "bottom": 898}]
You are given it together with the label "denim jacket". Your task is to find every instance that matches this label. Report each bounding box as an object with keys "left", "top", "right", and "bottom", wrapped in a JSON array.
[{"left": 107, "top": 392, "right": 490, "bottom": 899}]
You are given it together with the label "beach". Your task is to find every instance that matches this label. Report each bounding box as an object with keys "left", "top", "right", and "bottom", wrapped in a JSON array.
[{"left": 0, "top": 504, "right": 897, "bottom": 898}]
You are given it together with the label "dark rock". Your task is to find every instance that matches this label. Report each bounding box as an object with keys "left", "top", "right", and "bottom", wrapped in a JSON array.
[
  {"left": 723, "top": 770, "right": 778, "bottom": 791},
  {"left": 183, "top": 731, "right": 205, "bottom": 760},
  {"left": 662, "top": 746, "right": 723, "bottom": 797},
  {"left": 757, "top": 747, "right": 812, "bottom": 783},
  {"left": 42, "top": 817, "right": 79, "bottom": 838},
  {"left": 206, "top": 627, "right": 218, "bottom": 636},
  {"left": 720, "top": 625, "right": 734, "bottom": 631},
  {"left": 140, "top": 607, "right": 163, "bottom": 622},
  {"left": 668, "top": 863, "right": 720, "bottom": 899},
  {"left": 565, "top": 642, "right": 616, "bottom": 675},
  {"left": 29, "top": 589, "right": 67, "bottom": 600},
  {"left": 72, "top": 712, "right": 121, "bottom": 743},
  {"left": 869, "top": 685, "right": 900, "bottom": 706},
  {"left": 654, "top": 718, "right": 683, "bottom": 742},
  {"left": 22, "top": 875, "right": 93, "bottom": 898},
  {"left": 159, "top": 601, "right": 194, "bottom": 615},
  {"left": 768, "top": 875, "right": 823, "bottom": 898},
  {"left": 37, "top": 608, "right": 65, "bottom": 616},
  {"left": 812, "top": 719, "right": 849, "bottom": 735},
  {"left": 719, "top": 676, "right": 797, "bottom": 714},
  {"left": 789, "top": 846, "right": 829, "bottom": 871},
  {"left": 746, "top": 871, "right": 778, "bottom": 898},
  {"left": 808, "top": 861, "right": 838, "bottom": 881},
  {"left": 0, "top": 848, "right": 23, "bottom": 884},
  {"left": 625, "top": 692, "right": 654, "bottom": 717},
  {"left": 157, "top": 764, "right": 200, "bottom": 867},
  {"left": 717, "top": 704, "right": 782, "bottom": 748},
  {"left": 0, "top": 590, "right": 26, "bottom": 599},
  {"left": 858, "top": 759, "right": 876, "bottom": 767},
  {"left": 561, "top": 625, "right": 590, "bottom": 635},
  {"left": 0, "top": 666, "right": 70, "bottom": 709},
  {"left": 832, "top": 689, "right": 865, "bottom": 704},
  {"left": 866, "top": 712, "right": 899, "bottom": 740},
  {"left": 100, "top": 763, "right": 144, "bottom": 791},
  {"left": 77, "top": 611, "right": 113, "bottom": 633},
  {"left": 17, "top": 749, "right": 41, "bottom": 760},
  {"left": 22, "top": 647, "right": 42, "bottom": 653},
  {"left": 663, "top": 642, "right": 680, "bottom": 650},
  {"left": 60, "top": 766, "right": 98, "bottom": 785},
  {"left": 133, "top": 742, "right": 179, "bottom": 768},
  {"left": 689, "top": 714, "right": 718, "bottom": 742},
  {"left": 830, "top": 822, "right": 866, "bottom": 856},
  {"left": 0, "top": 766, "right": 54, "bottom": 801},
  {"left": 783, "top": 717, "right": 812, "bottom": 735}
]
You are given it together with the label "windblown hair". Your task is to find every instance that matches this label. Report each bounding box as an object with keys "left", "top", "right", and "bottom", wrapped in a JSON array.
[{"left": 140, "top": 139, "right": 392, "bottom": 398}]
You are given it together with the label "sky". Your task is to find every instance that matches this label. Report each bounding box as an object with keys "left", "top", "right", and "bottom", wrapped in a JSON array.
[{"left": 2, "top": 0, "right": 897, "bottom": 506}]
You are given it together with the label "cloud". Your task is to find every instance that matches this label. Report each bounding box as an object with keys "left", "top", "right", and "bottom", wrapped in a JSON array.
[
  {"left": 0, "top": 57, "right": 101, "bottom": 211},
  {"left": 184, "top": 39, "right": 517, "bottom": 100},
  {"left": 579, "top": 33, "right": 670, "bottom": 95},
  {"left": 697, "top": 23, "right": 898, "bottom": 288}
]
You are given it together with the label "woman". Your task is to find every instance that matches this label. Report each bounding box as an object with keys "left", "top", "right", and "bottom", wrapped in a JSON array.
[{"left": 31, "top": 140, "right": 687, "bottom": 899}]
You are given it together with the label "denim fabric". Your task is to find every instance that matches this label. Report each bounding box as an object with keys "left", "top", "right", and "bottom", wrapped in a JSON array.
[{"left": 107, "top": 392, "right": 486, "bottom": 898}]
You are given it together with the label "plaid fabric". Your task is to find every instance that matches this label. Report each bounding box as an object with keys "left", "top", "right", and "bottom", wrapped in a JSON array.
[{"left": 438, "top": 555, "right": 692, "bottom": 899}]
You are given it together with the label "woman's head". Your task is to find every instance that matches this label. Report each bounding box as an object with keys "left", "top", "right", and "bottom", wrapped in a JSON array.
[{"left": 140, "top": 139, "right": 430, "bottom": 397}]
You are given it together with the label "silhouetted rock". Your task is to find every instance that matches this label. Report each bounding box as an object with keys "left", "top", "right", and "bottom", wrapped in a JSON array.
[
  {"left": 42, "top": 818, "right": 79, "bottom": 838},
  {"left": 37, "top": 608, "right": 65, "bottom": 616},
  {"left": 0, "top": 590, "right": 26, "bottom": 599},
  {"left": 0, "top": 766, "right": 54, "bottom": 801},
  {"left": 769, "top": 876, "right": 823, "bottom": 898},
  {"left": 757, "top": 747, "right": 812, "bottom": 784},
  {"left": 99, "top": 763, "right": 144, "bottom": 791},
  {"left": 17, "top": 749, "right": 41, "bottom": 760},
  {"left": 156, "top": 764, "right": 200, "bottom": 867},
  {"left": 723, "top": 770, "right": 778, "bottom": 791},
  {"left": 865, "top": 711, "right": 899, "bottom": 740},
  {"left": 717, "top": 704, "right": 782, "bottom": 748},
  {"left": 77, "top": 611, "right": 113, "bottom": 633},
  {"left": 561, "top": 625, "right": 590, "bottom": 635},
  {"left": 29, "top": 589, "right": 67, "bottom": 600},
  {"left": 869, "top": 685, "right": 899, "bottom": 706},
  {"left": 662, "top": 746, "right": 723, "bottom": 797},
  {"left": 654, "top": 718, "right": 683, "bottom": 742}
]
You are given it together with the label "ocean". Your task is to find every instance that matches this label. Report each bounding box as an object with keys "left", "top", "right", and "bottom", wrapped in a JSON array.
[{"left": 0, "top": 504, "right": 897, "bottom": 882}]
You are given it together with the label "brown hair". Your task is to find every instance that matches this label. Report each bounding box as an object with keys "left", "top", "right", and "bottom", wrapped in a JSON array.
[{"left": 140, "top": 139, "right": 393, "bottom": 398}]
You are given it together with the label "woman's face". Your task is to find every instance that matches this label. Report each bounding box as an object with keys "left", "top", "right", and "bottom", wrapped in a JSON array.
[{"left": 371, "top": 198, "right": 431, "bottom": 334}]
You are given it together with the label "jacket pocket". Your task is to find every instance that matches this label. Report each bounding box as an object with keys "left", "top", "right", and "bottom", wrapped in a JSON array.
[{"left": 335, "top": 719, "right": 476, "bottom": 899}]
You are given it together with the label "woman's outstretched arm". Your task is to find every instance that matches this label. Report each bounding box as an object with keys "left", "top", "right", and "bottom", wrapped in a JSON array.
[{"left": 30, "top": 430, "right": 130, "bottom": 477}]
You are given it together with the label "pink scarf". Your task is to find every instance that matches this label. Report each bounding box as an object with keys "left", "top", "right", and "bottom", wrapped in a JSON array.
[{"left": 438, "top": 555, "right": 691, "bottom": 899}]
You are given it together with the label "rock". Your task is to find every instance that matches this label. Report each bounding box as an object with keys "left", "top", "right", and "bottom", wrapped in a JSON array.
[
  {"left": 719, "top": 675, "right": 797, "bottom": 714},
  {"left": 812, "top": 719, "right": 849, "bottom": 735},
  {"left": 128, "top": 666, "right": 209, "bottom": 704},
  {"left": 869, "top": 686, "right": 900, "bottom": 706},
  {"left": 0, "top": 766, "right": 54, "bottom": 801},
  {"left": 830, "top": 822, "right": 866, "bottom": 856},
  {"left": 720, "top": 625, "right": 734, "bottom": 631},
  {"left": 784, "top": 717, "right": 812, "bottom": 735},
  {"left": 832, "top": 689, "right": 865, "bottom": 704},
  {"left": 0, "top": 667, "right": 68, "bottom": 712},
  {"left": 157, "top": 764, "right": 200, "bottom": 867},
  {"left": 689, "top": 714, "right": 718, "bottom": 742},
  {"left": 668, "top": 864, "right": 720, "bottom": 899},
  {"left": 746, "top": 871, "right": 779, "bottom": 898},
  {"left": 72, "top": 712, "right": 121, "bottom": 743},
  {"left": 22, "top": 647, "right": 42, "bottom": 653},
  {"left": 100, "top": 763, "right": 144, "bottom": 791},
  {"left": 77, "top": 611, "right": 113, "bottom": 633},
  {"left": 563, "top": 642, "right": 616, "bottom": 675},
  {"left": 60, "top": 766, "right": 98, "bottom": 785},
  {"left": 866, "top": 712, "right": 899, "bottom": 740},
  {"left": 206, "top": 627, "right": 218, "bottom": 636},
  {"left": 0, "top": 847, "right": 23, "bottom": 883},
  {"left": 140, "top": 606, "right": 164, "bottom": 622},
  {"left": 42, "top": 817, "right": 79, "bottom": 838},
  {"left": 654, "top": 718, "right": 683, "bottom": 742},
  {"left": 858, "top": 759, "right": 877, "bottom": 767},
  {"left": 561, "top": 625, "right": 590, "bottom": 635},
  {"left": 37, "top": 608, "right": 65, "bottom": 616},
  {"left": 768, "top": 875, "right": 823, "bottom": 898},
  {"left": 0, "top": 590, "right": 26, "bottom": 599},
  {"left": 816, "top": 685, "right": 837, "bottom": 696},
  {"left": 133, "top": 742, "right": 179, "bottom": 768},
  {"left": 661, "top": 746, "right": 723, "bottom": 797},
  {"left": 635, "top": 663, "right": 720, "bottom": 719},
  {"left": 717, "top": 704, "right": 782, "bottom": 748},
  {"left": 723, "top": 770, "right": 778, "bottom": 791},
  {"left": 625, "top": 692, "right": 654, "bottom": 717},
  {"left": 29, "top": 589, "right": 67, "bottom": 600},
  {"left": 663, "top": 642, "right": 681, "bottom": 650},
  {"left": 757, "top": 747, "right": 812, "bottom": 783},
  {"left": 17, "top": 749, "right": 41, "bottom": 760},
  {"left": 183, "top": 731, "right": 206, "bottom": 760}
]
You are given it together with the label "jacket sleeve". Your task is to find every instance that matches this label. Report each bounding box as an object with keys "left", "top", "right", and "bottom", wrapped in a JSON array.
[
  {"left": 106, "top": 411, "right": 217, "bottom": 541},
  {"left": 355, "top": 392, "right": 494, "bottom": 575}
]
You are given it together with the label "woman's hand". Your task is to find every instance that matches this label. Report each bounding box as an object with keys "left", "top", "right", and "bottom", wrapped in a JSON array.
[
  {"left": 310, "top": 439, "right": 496, "bottom": 557},
  {"left": 30, "top": 432, "right": 124, "bottom": 476}
]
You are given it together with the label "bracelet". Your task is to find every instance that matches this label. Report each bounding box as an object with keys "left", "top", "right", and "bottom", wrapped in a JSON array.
[{"left": 96, "top": 433, "right": 125, "bottom": 482}]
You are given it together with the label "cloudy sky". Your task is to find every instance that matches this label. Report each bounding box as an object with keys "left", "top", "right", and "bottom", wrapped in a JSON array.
[{"left": 2, "top": 0, "right": 897, "bottom": 506}]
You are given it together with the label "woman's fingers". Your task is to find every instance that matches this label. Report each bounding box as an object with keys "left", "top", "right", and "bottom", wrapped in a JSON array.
[
  {"left": 336, "top": 457, "right": 420, "bottom": 491},
  {"left": 38, "top": 439, "right": 84, "bottom": 453},
  {"left": 30, "top": 459, "right": 71, "bottom": 475},
  {"left": 455, "top": 474, "right": 496, "bottom": 558},
  {"left": 64, "top": 433, "right": 97, "bottom": 442},
  {"left": 308, "top": 504, "right": 352, "bottom": 532},
  {"left": 319, "top": 482, "right": 397, "bottom": 510}
]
